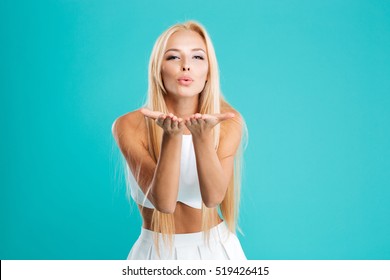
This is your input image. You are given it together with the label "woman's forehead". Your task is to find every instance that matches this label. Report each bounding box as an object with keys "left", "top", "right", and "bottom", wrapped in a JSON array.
[{"left": 166, "top": 30, "right": 206, "bottom": 50}]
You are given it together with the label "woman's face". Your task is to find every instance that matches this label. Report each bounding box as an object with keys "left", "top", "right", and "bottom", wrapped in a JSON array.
[{"left": 161, "top": 30, "right": 209, "bottom": 98}]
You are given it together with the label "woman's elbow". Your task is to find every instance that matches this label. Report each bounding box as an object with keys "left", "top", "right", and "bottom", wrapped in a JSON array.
[
  {"left": 154, "top": 201, "right": 177, "bottom": 214},
  {"left": 149, "top": 187, "right": 177, "bottom": 214},
  {"left": 201, "top": 185, "right": 228, "bottom": 208},
  {"left": 203, "top": 201, "right": 220, "bottom": 208},
  {"left": 202, "top": 195, "right": 224, "bottom": 209}
]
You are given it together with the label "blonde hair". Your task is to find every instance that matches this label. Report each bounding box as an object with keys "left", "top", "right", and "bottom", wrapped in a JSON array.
[{"left": 135, "top": 20, "right": 247, "bottom": 252}]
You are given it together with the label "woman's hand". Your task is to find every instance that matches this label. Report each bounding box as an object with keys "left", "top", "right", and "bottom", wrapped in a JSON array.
[
  {"left": 140, "top": 108, "right": 184, "bottom": 136},
  {"left": 185, "top": 112, "right": 235, "bottom": 137}
]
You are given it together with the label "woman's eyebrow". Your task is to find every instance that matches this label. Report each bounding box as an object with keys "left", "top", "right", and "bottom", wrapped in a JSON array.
[
  {"left": 165, "top": 48, "right": 206, "bottom": 54},
  {"left": 192, "top": 48, "right": 206, "bottom": 53}
]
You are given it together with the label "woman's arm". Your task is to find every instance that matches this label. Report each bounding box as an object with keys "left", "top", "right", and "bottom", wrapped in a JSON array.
[
  {"left": 112, "top": 109, "right": 184, "bottom": 213},
  {"left": 185, "top": 112, "right": 243, "bottom": 208}
]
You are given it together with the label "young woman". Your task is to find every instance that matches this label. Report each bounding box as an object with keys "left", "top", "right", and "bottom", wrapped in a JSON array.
[{"left": 112, "top": 21, "right": 247, "bottom": 260}]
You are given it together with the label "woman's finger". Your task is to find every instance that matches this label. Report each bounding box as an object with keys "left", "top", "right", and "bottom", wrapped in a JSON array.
[
  {"left": 140, "top": 108, "right": 164, "bottom": 120},
  {"left": 217, "top": 112, "right": 235, "bottom": 121},
  {"left": 156, "top": 115, "right": 166, "bottom": 126},
  {"left": 190, "top": 116, "right": 198, "bottom": 125},
  {"left": 163, "top": 116, "right": 172, "bottom": 128},
  {"left": 171, "top": 118, "right": 178, "bottom": 130},
  {"left": 201, "top": 114, "right": 218, "bottom": 124},
  {"left": 199, "top": 112, "right": 235, "bottom": 126}
]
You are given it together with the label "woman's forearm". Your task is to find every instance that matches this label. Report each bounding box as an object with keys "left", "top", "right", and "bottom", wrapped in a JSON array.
[
  {"left": 149, "top": 133, "right": 182, "bottom": 213},
  {"left": 192, "top": 132, "right": 228, "bottom": 208}
]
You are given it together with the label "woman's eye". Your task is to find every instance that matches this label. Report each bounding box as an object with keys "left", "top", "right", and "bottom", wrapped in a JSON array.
[
  {"left": 167, "top": 55, "right": 179, "bottom": 60},
  {"left": 193, "top": 55, "right": 204, "bottom": 60}
]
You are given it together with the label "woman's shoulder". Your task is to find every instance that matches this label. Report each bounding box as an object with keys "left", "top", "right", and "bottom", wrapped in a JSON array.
[
  {"left": 220, "top": 102, "right": 244, "bottom": 137},
  {"left": 217, "top": 102, "right": 245, "bottom": 156},
  {"left": 111, "top": 108, "right": 147, "bottom": 142}
]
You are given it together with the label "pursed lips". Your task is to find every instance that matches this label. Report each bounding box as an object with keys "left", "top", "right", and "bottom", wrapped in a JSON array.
[
  {"left": 177, "top": 76, "right": 193, "bottom": 85},
  {"left": 178, "top": 76, "right": 193, "bottom": 82}
]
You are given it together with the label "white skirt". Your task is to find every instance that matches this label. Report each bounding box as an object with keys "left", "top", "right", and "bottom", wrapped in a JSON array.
[{"left": 127, "top": 222, "right": 246, "bottom": 260}]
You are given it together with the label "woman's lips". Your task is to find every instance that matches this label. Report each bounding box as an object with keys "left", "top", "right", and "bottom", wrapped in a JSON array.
[{"left": 177, "top": 77, "right": 193, "bottom": 86}]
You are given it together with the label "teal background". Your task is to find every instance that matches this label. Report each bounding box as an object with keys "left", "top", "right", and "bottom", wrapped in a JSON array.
[{"left": 1, "top": 0, "right": 389, "bottom": 260}]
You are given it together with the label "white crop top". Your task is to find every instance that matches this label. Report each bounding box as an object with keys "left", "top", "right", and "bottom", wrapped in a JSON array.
[{"left": 127, "top": 134, "right": 203, "bottom": 209}]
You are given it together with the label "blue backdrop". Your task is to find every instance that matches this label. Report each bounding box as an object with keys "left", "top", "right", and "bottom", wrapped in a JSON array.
[{"left": 1, "top": 0, "right": 389, "bottom": 259}]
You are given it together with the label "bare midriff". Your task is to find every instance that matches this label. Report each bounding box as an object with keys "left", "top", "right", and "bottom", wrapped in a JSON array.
[{"left": 138, "top": 202, "right": 222, "bottom": 233}]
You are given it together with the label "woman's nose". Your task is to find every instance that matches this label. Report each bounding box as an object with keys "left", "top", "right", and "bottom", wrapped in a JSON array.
[{"left": 181, "top": 58, "right": 190, "bottom": 71}]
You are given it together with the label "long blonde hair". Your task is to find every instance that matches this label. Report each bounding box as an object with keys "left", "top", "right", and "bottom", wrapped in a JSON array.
[{"left": 136, "top": 20, "right": 247, "bottom": 248}]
